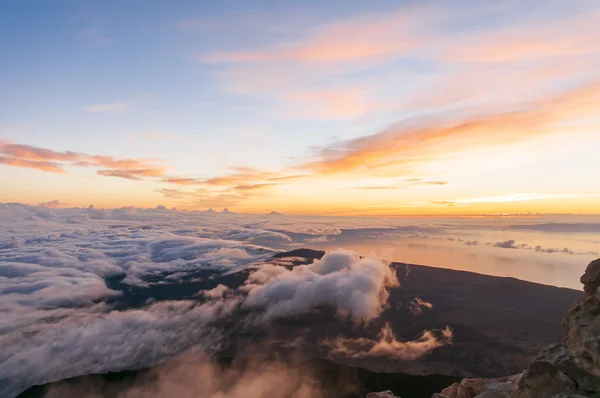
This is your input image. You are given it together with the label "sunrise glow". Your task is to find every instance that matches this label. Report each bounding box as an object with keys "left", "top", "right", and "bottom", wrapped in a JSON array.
[{"left": 1, "top": 2, "right": 599, "bottom": 215}]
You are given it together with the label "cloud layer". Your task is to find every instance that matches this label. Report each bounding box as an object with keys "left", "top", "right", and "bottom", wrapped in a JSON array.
[
  {"left": 244, "top": 250, "right": 398, "bottom": 322},
  {"left": 0, "top": 203, "right": 420, "bottom": 397},
  {"left": 1, "top": 202, "right": 598, "bottom": 396}
]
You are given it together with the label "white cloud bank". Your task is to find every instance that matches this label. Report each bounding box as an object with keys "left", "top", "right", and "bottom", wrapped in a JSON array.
[
  {"left": 0, "top": 300, "right": 237, "bottom": 397},
  {"left": 0, "top": 203, "right": 421, "bottom": 397},
  {"left": 1, "top": 202, "right": 597, "bottom": 396},
  {"left": 244, "top": 249, "right": 398, "bottom": 322}
]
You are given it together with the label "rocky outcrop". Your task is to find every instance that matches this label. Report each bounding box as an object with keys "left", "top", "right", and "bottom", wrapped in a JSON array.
[
  {"left": 515, "top": 345, "right": 579, "bottom": 397},
  {"left": 564, "top": 258, "right": 600, "bottom": 380},
  {"left": 434, "top": 375, "right": 519, "bottom": 398},
  {"left": 430, "top": 258, "right": 600, "bottom": 398},
  {"left": 580, "top": 259, "right": 600, "bottom": 296},
  {"left": 367, "top": 391, "right": 400, "bottom": 398},
  {"left": 519, "top": 343, "right": 600, "bottom": 397}
]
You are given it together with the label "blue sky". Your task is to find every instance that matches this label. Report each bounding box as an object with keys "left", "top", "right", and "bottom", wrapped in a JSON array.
[
  {"left": 2, "top": 1, "right": 397, "bottom": 163},
  {"left": 1, "top": 0, "right": 599, "bottom": 213}
]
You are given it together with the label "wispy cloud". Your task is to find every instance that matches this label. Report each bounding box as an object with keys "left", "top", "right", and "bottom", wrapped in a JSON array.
[
  {"left": 0, "top": 156, "right": 66, "bottom": 173},
  {"left": 78, "top": 28, "right": 113, "bottom": 45},
  {"left": 161, "top": 177, "right": 203, "bottom": 186},
  {"left": 155, "top": 188, "right": 197, "bottom": 199},
  {"left": 193, "top": 0, "right": 600, "bottom": 131},
  {"left": 300, "top": 81, "right": 600, "bottom": 177},
  {"left": 84, "top": 102, "right": 135, "bottom": 113},
  {"left": 204, "top": 9, "right": 419, "bottom": 64},
  {"left": 356, "top": 179, "right": 449, "bottom": 190},
  {"left": 97, "top": 168, "right": 166, "bottom": 180},
  {"left": 233, "top": 183, "right": 275, "bottom": 192},
  {"left": 147, "top": 133, "right": 179, "bottom": 140},
  {"left": 143, "top": 77, "right": 598, "bottom": 211},
  {"left": 443, "top": 11, "right": 600, "bottom": 64},
  {"left": 0, "top": 142, "right": 166, "bottom": 180},
  {"left": 325, "top": 323, "right": 453, "bottom": 360},
  {"left": 490, "top": 239, "right": 598, "bottom": 256}
]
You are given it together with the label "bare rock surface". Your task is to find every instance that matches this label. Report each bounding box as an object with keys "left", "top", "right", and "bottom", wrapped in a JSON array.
[
  {"left": 367, "top": 391, "right": 401, "bottom": 398},
  {"left": 564, "top": 289, "right": 600, "bottom": 379},
  {"left": 580, "top": 259, "right": 600, "bottom": 296},
  {"left": 566, "top": 258, "right": 600, "bottom": 378},
  {"left": 430, "top": 258, "right": 600, "bottom": 398},
  {"left": 435, "top": 375, "right": 519, "bottom": 398},
  {"left": 515, "top": 347, "right": 576, "bottom": 398}
]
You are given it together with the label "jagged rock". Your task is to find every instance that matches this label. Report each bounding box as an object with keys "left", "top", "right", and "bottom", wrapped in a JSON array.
[
  {"left": 473, "top": 380, "right": 518, "bottom": 397},
  {"left": 434, "top": 258, "right": 600, "bottom": 398},
  {"left": 440, "top": 378, "right": 483, "bottom": 397},
  {"left": 526, "top": 343, "right": 600, "bottom": 394},
  {"left": 437, "top": 375, "right": 519, "bottom": 398},
  {"left": 581, "top": 259, "right": 600, "bottom": 296},
  {"left": 515, "top": 346, "right": 577, "bottom": 398},
  {"left": 366, "top": 391, "right": 400, "bottom": 398},
  {"left": 549, "top": 395, "right": 588, "bottom": 398},
  {"left": 564, "top": 266, "right": 600, "bottom": 379}
]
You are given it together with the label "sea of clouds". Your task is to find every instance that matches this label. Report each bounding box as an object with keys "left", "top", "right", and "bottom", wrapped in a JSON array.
[{"left": 1, "top": 203, "right": 599, "bottom": 397}]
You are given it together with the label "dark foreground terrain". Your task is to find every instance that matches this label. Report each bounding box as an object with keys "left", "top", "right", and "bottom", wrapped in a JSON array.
[{"left": 17, "top": 358, "right": 462, "bottom": 398}]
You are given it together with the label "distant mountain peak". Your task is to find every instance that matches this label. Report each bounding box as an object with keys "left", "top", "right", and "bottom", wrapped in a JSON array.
[{"left": 269, "top": 211, "right": 282, "bottom": 216}]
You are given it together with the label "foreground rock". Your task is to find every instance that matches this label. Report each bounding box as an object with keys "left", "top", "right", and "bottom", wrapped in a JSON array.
[
  {"left": 430, "top": 344, "right": 599, "bottom": 398},
  {"left": 564, "top": 258, "right": 600, "bottom": 379},
  {"left": 580, "top": 259, "right": 600, "bottom": 297},
  {"left": 367, "top": 391, "right": 401, "bottom": 398},
  {"left": 434, "top": 375, "right": 519, "bottom": 398},
  {"left": 428, "top": 258, "right": 600, "bottom": 398}
]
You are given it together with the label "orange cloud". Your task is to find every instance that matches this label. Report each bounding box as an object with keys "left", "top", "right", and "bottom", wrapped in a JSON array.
[
  {"left": 0, "top": 156, "right": 66, "bottom": 173},
  {"left": 0, "top": 142, "right": 166, "bottom": 180},
  {"left": 234, "top": 183, "right": 275, "bottom": 191},
  {"left": 284, "top": 89, "right": 380, "bottom": 118},
  {"left": 145, "top": 79, "right": 599, "bottom": 214},
  {"left": 267, "top": 174, "right": 308, "bottom": 182},
  {"left": 0, "top": 144, "right": 79, "bottom": 162},
  {"left": 200, "top": 3, "right": 600, "bottom": 129},
  {"left": 90, "top": 155, "right": 162, "bottom": 171},
  {"left": 155, "top": 188, "right": 198, "bottom": 199},
  {"left": 452, "top": 41, "right": 595, "bottom": 64},
  {"left": 97, "top": 168, "right": 166, "bottom": 180},
  {"left": 301, "top": 80, "right": 600, "bottom": 176},
  {"left": 445, "top": 11, "right": 600, "bottom": 64},
  {"left": 425, "top": 181, "right": 448, "bottom": 185},
  {"left": 205, "top": 10, "right": 419, "bottom": 64},
  {"left": 154, "top": 169, "right": 287, "bottom": 209},
  {"left": 192, "top": 193, "right": 246, "bottom": 209},
  {"left": 154, "top": 186, "right": 248, "bottom": 209},
  {"left": 204, "top": 170, "right": 277, "bottom": 186},
  {"left": 356, "top": 179, "right": 449, "bottom": 190},
  {"left": 161, "top": 177, "right": 202, "bottom": 186}
]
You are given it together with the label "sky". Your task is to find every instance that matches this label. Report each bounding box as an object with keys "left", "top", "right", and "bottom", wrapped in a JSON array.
[{"left": 1, "top": 0, "right": 600, "bottom": 215}]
